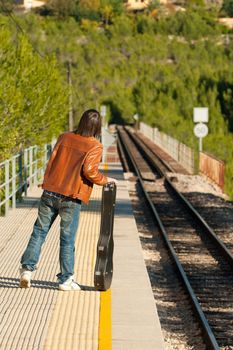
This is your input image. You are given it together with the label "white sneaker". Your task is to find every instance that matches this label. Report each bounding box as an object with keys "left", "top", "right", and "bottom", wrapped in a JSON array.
[
  {"left": 19, "top": 268, "right": 32, "bottom": 288},
  {"left": 58, "top": 276, "right": 81, "bottom": 291}
]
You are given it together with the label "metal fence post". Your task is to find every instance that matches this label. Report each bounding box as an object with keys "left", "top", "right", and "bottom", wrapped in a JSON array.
[
  {"left": 12, "top": 157, "right": 16, "bottom": 209},
  {"left": 34, "top": 146, "right": 38, "bottom": 185},
  {"left": 5, "top": 160, "right": 10, "bottom": 216},
  {"left": 18, "top": 152, "right": 23, "bottom": 199},
  {"left": 24, "top": 149, "right": 28, "bottom": 196},
  {"left": 29, "top": 146, "right": 33, "bottom": 187}
]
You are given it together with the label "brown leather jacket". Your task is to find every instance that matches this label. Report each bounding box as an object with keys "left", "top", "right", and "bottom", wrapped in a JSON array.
[{"left": 42, "top": 132, "right": 107, "bottom": 204}]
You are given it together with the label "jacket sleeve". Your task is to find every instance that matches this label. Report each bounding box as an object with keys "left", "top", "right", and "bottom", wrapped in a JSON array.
[
  {"left": 83, "top": 145, "right": 108, "bottom": 185},
  {"left": 43, "top": 134, "right": 64, "bottom": 182}
]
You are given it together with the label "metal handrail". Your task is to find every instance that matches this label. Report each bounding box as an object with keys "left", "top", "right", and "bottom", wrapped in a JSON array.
[{"left": 0, "top": 140, "right": 56, "bottom": 216}]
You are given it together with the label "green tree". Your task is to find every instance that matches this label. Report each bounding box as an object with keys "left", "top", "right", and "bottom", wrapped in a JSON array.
[
  {"left": 222, "top": 0, "right": 233, "bottom": 16},
  {"left": 47, "top": 0, "right": 76, "bottom": 17},
  {"left": 0, "top": 17, "right": 68, "bottom": 160},
  {"left": 79, "top": 0, "right": 100, "bottom": 10},
  {"left": 100, "top": 0, "right": 124, "bottom": 15}
]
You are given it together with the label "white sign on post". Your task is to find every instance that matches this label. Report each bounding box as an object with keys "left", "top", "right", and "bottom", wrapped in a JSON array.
[
  {"left": 194, "top": 123, "right": 208, "bottom": 138},
  {"left": 193, "top": 122, "right": 208, "bottom": 152},
  {"left": 100, "top": 105, "right": 107, "bottom": 117},
  {"left": 193, "top": 107, "right": 209, "bottom": 123},
  {"left": 193, "top": 108, "right": 209, "bottom": 152},
  {"left": 100, "top": 105, "right": 107, "bottom": 130}
]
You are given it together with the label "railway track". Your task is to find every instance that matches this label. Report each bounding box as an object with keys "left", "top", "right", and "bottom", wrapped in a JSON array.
[{"left": 117, "top": 126, "right": 233, "bottom": 350}]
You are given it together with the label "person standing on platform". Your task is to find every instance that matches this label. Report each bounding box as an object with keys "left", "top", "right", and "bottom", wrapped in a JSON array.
[{"left": 19, "top": 109, "right": 117, "bottom": 291}]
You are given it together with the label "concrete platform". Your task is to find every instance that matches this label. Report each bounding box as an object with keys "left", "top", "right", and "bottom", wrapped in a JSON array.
[
  {"left": 0, "top": 140, "right": 164, "bottom": 349},
  {"left": 111, "top": 164, "right": 164, "bottom": 349}
]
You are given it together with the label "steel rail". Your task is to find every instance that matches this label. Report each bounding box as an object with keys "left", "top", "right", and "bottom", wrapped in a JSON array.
[
  {"left": 117, "top": 130, "right": 130, "bottom": 172},
  {"left": 117, "top": 126, "right": 219, "bottom": 350},
  {"left": 125, "top": 126, "right": 174, "bottom": 174},
  {"left": 126, "top": 127, "right": 233, "bottom": 269}
]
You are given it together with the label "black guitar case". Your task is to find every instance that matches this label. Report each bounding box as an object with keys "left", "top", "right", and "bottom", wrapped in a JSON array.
[{"left": 94, "top": 182, "right": 116, "bottom": 291}]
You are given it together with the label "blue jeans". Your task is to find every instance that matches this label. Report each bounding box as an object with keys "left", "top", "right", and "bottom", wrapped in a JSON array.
[{"left": 20, "top": 191, "right": 81, "bottom": 283}]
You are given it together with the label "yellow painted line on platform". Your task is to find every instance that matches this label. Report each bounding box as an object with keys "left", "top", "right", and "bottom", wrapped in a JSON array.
[
  {"left": 98, "top": 290, "right": 112, "bottom": 350},
  {"left": 98, "top": 162, "right": 112, "bottom": 350}
]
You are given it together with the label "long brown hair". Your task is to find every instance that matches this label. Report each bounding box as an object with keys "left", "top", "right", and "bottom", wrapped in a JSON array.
[{"left": 74, "top": 109, "right": 101, "bottom": 138}]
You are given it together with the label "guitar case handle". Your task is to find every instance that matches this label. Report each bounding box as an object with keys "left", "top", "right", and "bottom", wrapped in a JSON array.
[{"left": 94, "top": 182, "right": 116, "bottom": 291}]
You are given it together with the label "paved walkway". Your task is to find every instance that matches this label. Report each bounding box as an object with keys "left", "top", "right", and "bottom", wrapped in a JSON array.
[{"left": 0, "top": 185, "right": 101, "bottom": 350}]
